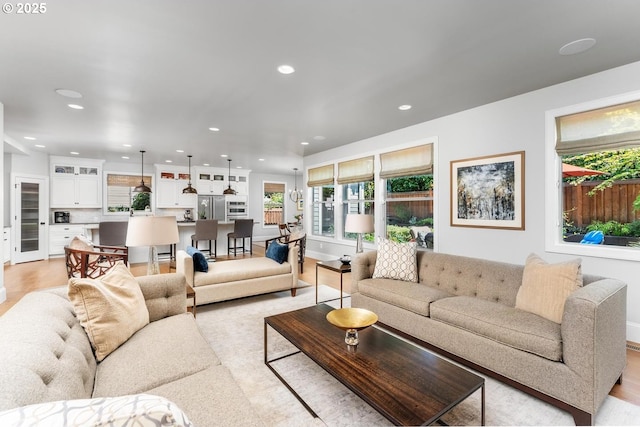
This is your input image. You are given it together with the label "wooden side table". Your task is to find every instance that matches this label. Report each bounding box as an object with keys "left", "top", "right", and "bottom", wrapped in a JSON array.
[
  {"left": 315, "top": 260, "right": 351, "bottom": 308},
  {"left": 186, "top": 284, "right": 196, "bottom": 317}
]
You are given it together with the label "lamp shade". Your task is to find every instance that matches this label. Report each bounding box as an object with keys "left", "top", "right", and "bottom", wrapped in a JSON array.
[
  {"left": 345, "top": 214, "right": 374, "bottom": 234},
  {"left": 126, "top": 216, "right": 180, "bottom": 247}
]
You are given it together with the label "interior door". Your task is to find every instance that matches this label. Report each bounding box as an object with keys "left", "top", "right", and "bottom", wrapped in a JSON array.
[{"left": 13, "top": 176, "right": 49, "bottom": 264}]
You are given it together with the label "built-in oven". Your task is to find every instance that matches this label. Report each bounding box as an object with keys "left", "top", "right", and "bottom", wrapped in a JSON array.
[{"left": 226, "top": 199, "right": 248, "bottom": 220}]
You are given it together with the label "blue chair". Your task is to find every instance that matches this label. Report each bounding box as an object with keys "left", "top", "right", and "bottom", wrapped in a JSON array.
[{"left": 580, "top": 230, "right": 604, "bottom": 244}]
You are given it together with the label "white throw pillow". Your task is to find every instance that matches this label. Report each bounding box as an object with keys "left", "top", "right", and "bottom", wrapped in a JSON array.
[{"left": 372, "top": 238, "right": 418, "bottom": 282}]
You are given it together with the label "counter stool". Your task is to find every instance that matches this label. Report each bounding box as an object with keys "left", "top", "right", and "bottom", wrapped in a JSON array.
[
  {"left": 227, "top": 219, "right": 254, "bottom": 256},
  {"left": 191, "top": 219, "right": 218, "bottom": 259}
]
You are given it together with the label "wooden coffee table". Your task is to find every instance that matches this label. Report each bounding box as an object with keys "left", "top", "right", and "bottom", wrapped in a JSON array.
[{"left": 264, "top": 304, "right": 485, "bottom": 426}]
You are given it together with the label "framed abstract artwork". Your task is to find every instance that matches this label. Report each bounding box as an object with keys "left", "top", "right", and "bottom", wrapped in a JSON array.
[{"left": 450, "top": 151, "right": 525, "bottom": 230}]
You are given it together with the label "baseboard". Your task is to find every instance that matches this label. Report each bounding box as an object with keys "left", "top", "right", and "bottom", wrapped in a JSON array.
[
  {"left": 627, "top": 321, "right": 640, "bottom": 345},
  {"left": 627, "top": 341, "right": 640, "bottom": 352}
]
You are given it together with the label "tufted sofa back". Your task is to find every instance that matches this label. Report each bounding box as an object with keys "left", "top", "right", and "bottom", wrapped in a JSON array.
[
  {"left": 416, "top": 251, "right": 524, "bottom": 307},
  {"left": 0, "top": 288, "right": 97, "bottom": 411}
]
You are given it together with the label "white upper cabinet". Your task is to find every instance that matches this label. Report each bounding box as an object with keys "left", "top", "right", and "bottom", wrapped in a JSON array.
[
  {"left": 50, "top": 156, "right": 104, "bottom": 208},
  {"left": 194, "top": 167, "right": 250, "bottom": 195},
  {"left": 155, "top": 164, "right": 197, "bottom": 208}
]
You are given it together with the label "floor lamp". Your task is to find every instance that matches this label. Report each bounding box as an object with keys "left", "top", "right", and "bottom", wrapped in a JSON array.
[
  {"left": 126, "top": 216, "right": 180, "bottom": 275},
  {"left": 345, "top": 214, "right": 374, "bottom": 254}
]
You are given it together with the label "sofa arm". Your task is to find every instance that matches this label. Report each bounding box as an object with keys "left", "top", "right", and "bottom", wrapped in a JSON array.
[
  {"left": 176, "top": 250, "right": 195, "bottom": 287},
  {"left": 561, "top": 279, "right": 627, "bottom": 411},
  {"left": 350, "top": 251, "right": 377, "bottom": 294},
  {"left": 288, "top": 245, "right": 299, "bottom": 285},
  {"left": 136, "top": 273, "right": 188, "bottom": 322}
]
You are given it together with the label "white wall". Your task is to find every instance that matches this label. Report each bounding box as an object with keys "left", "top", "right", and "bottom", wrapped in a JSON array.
[
  {"left": 1, "top": 102, "right": 5, "bottom": 304},
  {"left": 305, "top": 60, "right": 640, "bottom": 342}
]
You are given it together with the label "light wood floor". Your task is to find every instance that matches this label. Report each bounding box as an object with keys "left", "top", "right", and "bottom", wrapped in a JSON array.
[{"left": 2, "top": 245, "right": 638, "bottom": 407}]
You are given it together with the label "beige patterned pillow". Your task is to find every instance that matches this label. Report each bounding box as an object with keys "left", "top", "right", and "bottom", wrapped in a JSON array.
[
  {"left": 372, "top": 238, "right": 418, "bottom": 282},
  {"left": 515, "top": 253, "right": 583, "bottom": 323},
  {"left": 68, "top": 262, "right": 149, "bottom": 361},
  {"left": 0, "top": 394, "right": 193, "bottom": 426}
]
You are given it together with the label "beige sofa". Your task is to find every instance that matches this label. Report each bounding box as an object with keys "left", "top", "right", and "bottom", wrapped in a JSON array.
[
  {"left": 177, "top": 246, "right": 298, "bottom": 305},
  {"left": 0, "top": 273, "right": 262, "bottom": 426},
  {"left": 351, "top": 250, "right": 627, "bottom": 425}
]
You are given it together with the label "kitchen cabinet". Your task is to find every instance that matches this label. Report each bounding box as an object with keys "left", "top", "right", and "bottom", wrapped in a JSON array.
[
  {"left": 155, "top": 165, "right": 197, "bottom": 208},
  {"left": 194, "top": 167, "right": 226, "bottom": 195},
  {"left": 49, "top": 224, "right": 86, "bottom": 256},
  {"left": 50, "top": 156, "right": 104, "bottom": 208}
]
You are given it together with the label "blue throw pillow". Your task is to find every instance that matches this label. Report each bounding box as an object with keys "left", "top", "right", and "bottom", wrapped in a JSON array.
[
  {"left": 266, "top": 240, "right": 289, "bottom": 264},
  {"left": 186, "top": 246, "right": 208, "bottom": 272}
]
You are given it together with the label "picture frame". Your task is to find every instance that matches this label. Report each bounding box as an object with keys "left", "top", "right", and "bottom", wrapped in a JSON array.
[
  {"left": 450, "top": 151, "right": 525, "bottom": 230},
  {"left": 297, "top": 199, "right": 304, "bottom": 211}
]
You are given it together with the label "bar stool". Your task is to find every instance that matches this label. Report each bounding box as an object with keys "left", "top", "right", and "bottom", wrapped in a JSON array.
[
  {"left": 227, "top": 219, "right": 254, "bottom": 256},
  {"left": 191, "top": 219, "right": 218, "bottom": 259}
]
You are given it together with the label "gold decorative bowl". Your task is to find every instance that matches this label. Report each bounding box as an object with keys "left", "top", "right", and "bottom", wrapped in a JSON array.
[{"left": 326, "top": 308, "right": 378, "bottom": 346}]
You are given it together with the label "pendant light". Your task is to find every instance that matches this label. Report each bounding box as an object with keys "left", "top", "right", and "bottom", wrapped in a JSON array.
[
  {"left": 134, "top": 150, "right": 152, "bottom": 193},
  {"left": 223, "top": 158, "right": 236, "bottom": 195},
  {"left": 289, "top": 167, "right": 303, "bottom": 202},
  {"left": 182, "top": 155, "right": 197, "bottom": 194}
]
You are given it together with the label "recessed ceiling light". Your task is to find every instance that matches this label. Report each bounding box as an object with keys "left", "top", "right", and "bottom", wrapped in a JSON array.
[
  {"left": 258, "top": 158, "right": 265, "bottom": 161},
  {"left": 313, "top": 136, "right": 326, "bottom": 141},
  {"left": 122, "top": 156, "right": 130, "bottom": 160},
  {"left": 68, "top": 104, "right": 84, "bottom": 110},
  {"left": 203, "top": 163, "right": 210, "bottom": 166},
  {"left": 55, "top": 89, "right": 83, "bottom": 99},
  {"left": 176, "top": 149, "right": 184, "bottom": 153},
  {"left": 35, "top": 144, "right": 45, "bottom": 148},
  {"left": 209, "top": 127, "right": 220, "bottom": 132},
  {"left": 398, "top": 104, "right": 412, "bottom": 111},
  {"left": 165, "top": 160, "right": 172, "bottom": 163},
  {"left": 236, "top": 166, "right": 242, "bottom": 169},
  {"left": 277, "top": 64, "right": 295, "bottom": 75},
  {"left": 559, "top": 38, "right": 596, "bottom": 55},
  {"left": 123, "top": 144, "right": 132, "bottom": 147},
  {"left": 220, "top": 154, "right": 228, "bottom": 158},
  {"left": 70, "top": 151, "right": 80, "bottom": 155},
  {"left": 301, "top": 141, "right": 309, "bottom": 145},
  {"left": 24, "top": 136, "right": 36, "bottom": 140}
]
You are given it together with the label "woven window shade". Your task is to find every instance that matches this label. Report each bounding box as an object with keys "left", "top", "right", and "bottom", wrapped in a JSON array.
[
  {"left": 556, "top": 99, "right": 640, "bottom": 155},
  {"left": 307, "top": 164, "right": 334, "bottom": 187},
  {"left": 380, "top": 144, "right": 433, "bottom": 179},
  {"left": 264, "top": 182, "right": 285, "bottom": 194},
  {"left": 337, "top": 156, "right": 374, "bottom": 184}
]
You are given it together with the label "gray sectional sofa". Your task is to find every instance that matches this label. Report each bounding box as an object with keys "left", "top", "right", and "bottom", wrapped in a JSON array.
[
  {"left": 177, "top": 246, "right": 298, "bottom": 305},
  {"left": 0, "top": 273, "right": 262, "bottom": 426},
  {"left": 351, "top": 250, "right": 627, "bottom": 425}
]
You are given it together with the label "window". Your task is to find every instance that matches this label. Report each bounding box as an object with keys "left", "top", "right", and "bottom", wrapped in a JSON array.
[
  {"left": 381, "top": 144, "right": 434, "bottom": 246},
  {"left": 338, "top": 156, "right": 375, "bottom": 242},
  {"left": 263, "top": 182, "right": 285, "bottom": 227},
  {"left": 308, "top": 164, "right": 335, "bottom": 237},
  {"left": 546, "top": 93, "right": 640, "bottom": 260},
  {"left": 105, "top": 173, "right": 153, "bottom": 214}
]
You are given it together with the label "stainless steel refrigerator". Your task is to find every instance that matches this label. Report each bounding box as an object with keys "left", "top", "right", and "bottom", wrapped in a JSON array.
[{"left": 197, "top": 195, "right": 226, "bottom": 221}]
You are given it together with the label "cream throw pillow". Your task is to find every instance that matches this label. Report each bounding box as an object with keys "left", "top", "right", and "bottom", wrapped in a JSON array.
[
  {"left": 68, "top": 262, "right": 149, "bottom": 361},
  {"left": 372, "top": 238, "right": 418, "bottom": 282},
  {"left": 515, "top": 253, "right": 583, "bottom": 324}
]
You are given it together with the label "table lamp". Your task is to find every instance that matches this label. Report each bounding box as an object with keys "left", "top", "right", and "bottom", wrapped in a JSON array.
[
  {"left": 126, "top": 216, "right": 179, "bottom": 275},
  {"left": 345, "top": 214, "right": 374, "bottom": 253}
]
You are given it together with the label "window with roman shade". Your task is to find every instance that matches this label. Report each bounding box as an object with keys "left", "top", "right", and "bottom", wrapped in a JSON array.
[
  {"left": 380, "top": 144, "right": 433, "bottom": 179},
  {"left": 339, "top": 156, "right": 375, "bottom": 242},
  {"left": 555, "top": 99, "right": 640, "bottom": 155},
  {"left": 307, "top": 164, "right": 334, "bottom": 187},
  {"left": 337, "top": 156, "right": 374, "bottom": 185},
  {"left": 308, "top": 164, "right": 335, "bottom": 237}
]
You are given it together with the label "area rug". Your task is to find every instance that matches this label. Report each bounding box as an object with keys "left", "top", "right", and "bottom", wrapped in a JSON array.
[{"left": 195, "top": 284, "right": 640, "bottom": 426}]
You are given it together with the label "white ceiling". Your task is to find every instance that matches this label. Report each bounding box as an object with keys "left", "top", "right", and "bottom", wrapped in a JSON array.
[{"left": 2, "top": 0, "right": 640, "bottom": 174}]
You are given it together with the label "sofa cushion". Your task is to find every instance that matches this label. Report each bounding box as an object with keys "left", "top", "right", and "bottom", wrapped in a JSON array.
[
  {"left": 68, "top": 262, "right": 150, "bottom": 362},
  {"left": 193, "top": 257, "right": 291, "bottom": 287},
  {"left": 93, "top": 313, "right": 220, "bottom": 397},
  {"left": 266, "top": 240, "right": 289, "bottom": 264},
  {"left": 0, "top": 393, "right": 194, "bottom": 427},
  {"left": 431, "top": 296, "right": 563, "bottom": 361},
  {"left": 186, "top": 246, "right": 208, "bottom": 272},
  {"left": 515, "top": 253, "right": 582, "bottom": 323},
  {"left": 0, "top": 290, "right": 96, "bottom": 411},
  {"left": 358, "top": 278, "right": 453, "bottom": 316},
  {"left": 372, "top": 238, "right": 418, "bottom": 282}
]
